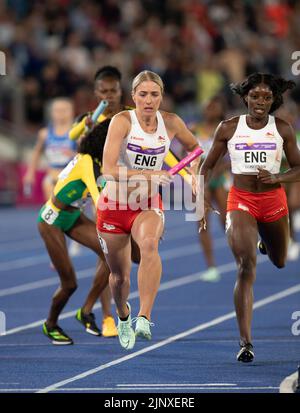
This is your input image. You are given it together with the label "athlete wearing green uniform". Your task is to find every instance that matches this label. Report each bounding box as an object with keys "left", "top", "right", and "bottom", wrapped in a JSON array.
[
  {"left": 38, "top": 153, "right": 101, "bottom": 230},
  {"left": 39, "top": 120, "right": 110, "bottom": 345},
  {"left": 66, "top": 66, "right": 132, "bottom": 338}
]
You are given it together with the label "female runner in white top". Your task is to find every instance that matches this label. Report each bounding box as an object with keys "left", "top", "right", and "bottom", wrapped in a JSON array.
[
  {"left": 97, "top": 70, "right": 201, "bottom": 350},
  {"left": 200, "top": 73, "right": 300, "bottom": 362}
]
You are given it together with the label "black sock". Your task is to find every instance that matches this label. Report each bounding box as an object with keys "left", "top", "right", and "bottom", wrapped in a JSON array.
[
  {"left": 140, "top": 315, "right": 149, "bottom": 321},
  {"left": 119, "top": 314, "right": 129, "bottom": 321}
]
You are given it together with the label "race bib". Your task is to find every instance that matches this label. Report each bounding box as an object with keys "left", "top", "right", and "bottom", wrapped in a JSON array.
[{"left": 41, "top": 205, "right": 59, "bottom": 225}]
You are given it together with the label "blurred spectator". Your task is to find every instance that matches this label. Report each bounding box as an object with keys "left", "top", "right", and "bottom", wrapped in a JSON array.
[
  {"left": 0, "top": 0, "right": 300, "bottom": 135},
  {"left": 22, "top": 76, "right": 44, "bottom": 127},
  {"left": 60, "top": 31, "right": 92, "bottom": 76}
]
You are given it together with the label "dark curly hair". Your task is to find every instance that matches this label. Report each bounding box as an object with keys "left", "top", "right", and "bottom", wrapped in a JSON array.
[
  {"left": 94, "top": 66, "right": 122, "bottom": 82},
  {"left": 231, "top": 73, "right": 296, "bottom": 113},
  {"left": 78, "top": 118, "right": 111, "bottom": 163}
]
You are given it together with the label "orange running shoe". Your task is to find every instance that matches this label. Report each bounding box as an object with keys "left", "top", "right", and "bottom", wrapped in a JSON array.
[{"left": 102, "top": 316, "right": 118, "bottom": 337}]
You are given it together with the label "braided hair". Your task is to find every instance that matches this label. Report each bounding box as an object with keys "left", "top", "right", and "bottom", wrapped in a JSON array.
[
  {"left": 231, "top": 73, "right": 296, "bottom": 113},
  {"left": 78, "top": 118, "right": 111, "bottom": 164}
]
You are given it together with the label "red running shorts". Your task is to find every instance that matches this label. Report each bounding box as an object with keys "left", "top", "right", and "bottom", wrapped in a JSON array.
[
  {"left": 227, "top": 185, "right": 288, "bottom": 223},
  {"left": 96, "top": 193, "right": 164, "bottom": 234}
]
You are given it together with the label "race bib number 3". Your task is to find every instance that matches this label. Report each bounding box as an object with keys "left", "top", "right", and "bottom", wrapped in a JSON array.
[{"left": 41, "top": 205, "right": 59, "bottom": 225}]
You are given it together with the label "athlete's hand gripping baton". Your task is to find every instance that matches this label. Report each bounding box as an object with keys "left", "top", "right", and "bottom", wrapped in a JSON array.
[
  {"left": 69, "top": 100, "right": 108, "bottom": 140},
  {"left": 90, "top": 100, "right": 108, "bottom": 124}
]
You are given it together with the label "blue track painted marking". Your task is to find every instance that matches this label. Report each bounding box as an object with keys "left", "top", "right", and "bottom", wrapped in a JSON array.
[{"left": 0, "top": 208, "right": 299, "bottom": 393}]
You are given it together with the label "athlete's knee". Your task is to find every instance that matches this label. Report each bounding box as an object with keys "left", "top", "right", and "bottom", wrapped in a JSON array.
[
  {"left": 139, "top": 237, "right": 159, "bottom": 257},
  {"left": 61, "top": 281, "right": 77, "bottom": 296},
  {"left": 110, "top": 271, "right": 130, "bottom": 284},
  {"left": 236, "top": 255, "right": 256, "bottom": 282}
]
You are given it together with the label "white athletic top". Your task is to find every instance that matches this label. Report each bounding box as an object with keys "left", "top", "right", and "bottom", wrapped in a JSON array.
[
  {"left": 118, "top": 110, "right": 171, "bottom": 170},
  {"left": 227, "top": 115, "right": 283, "bottom": 175}
]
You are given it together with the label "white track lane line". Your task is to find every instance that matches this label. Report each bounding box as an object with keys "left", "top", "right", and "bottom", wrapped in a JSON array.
[
  {"left": 0, "top": 386, "right": 280, "bottom": 392},
  {"left": 35, "top": 283, "right": 300, "bottom": 393},
  {"left": 117, "top": 383, "right": 237, "bottom": 387},
  {"left": 0, "top": 237, "right": 228, "bottom": 295},
  {"left": 4, "top": 256, "right": 269, "bottom": 336},
  {"left": 0, "top": 239, "right": 42, "bottom": 253},
  {"left": 0, "top": 267, "right": 95, "bottom": 297},
  {"left": 0, "top": 249, "right": 91, "bottom": 272},
  {"left": 0, "top": 225, "right": 227, "bottom": 272}
]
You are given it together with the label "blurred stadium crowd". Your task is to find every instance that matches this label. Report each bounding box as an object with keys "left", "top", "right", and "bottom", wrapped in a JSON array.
[
  {"left": 1, "top": 0, "right": 300, "bottom": 133},
  {"left": 1, "top": 0, "right": 300, "bottom": 214}
]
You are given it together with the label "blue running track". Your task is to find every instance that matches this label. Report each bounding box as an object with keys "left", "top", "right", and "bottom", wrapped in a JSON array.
[{"left": 0, "top": 207, "right": 299, "bottom": 393}]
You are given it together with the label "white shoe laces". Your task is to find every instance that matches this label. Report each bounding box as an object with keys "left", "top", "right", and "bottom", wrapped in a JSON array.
[{"left": 132, "top": 317, "right": 155, "bottom": 327}]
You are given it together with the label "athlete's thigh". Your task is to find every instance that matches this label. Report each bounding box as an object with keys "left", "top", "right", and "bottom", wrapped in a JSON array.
[
  {"left": 257, "top": 215, "right": 289, "bottom": 257},
  {"left": 131, "top": 210, "right": 164, "bottom": 246},
  {"left": 226, "top": 210, "right": 258, "bottom": 260},
  {"left": 38, "top": 221, "right": 67, "bottom": 254},
  {"left": 67, "top": 213, "right": 103, "bottom": 257},
  {"left": 98, "top": 231, "right": 132, "bottom": 275}
]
